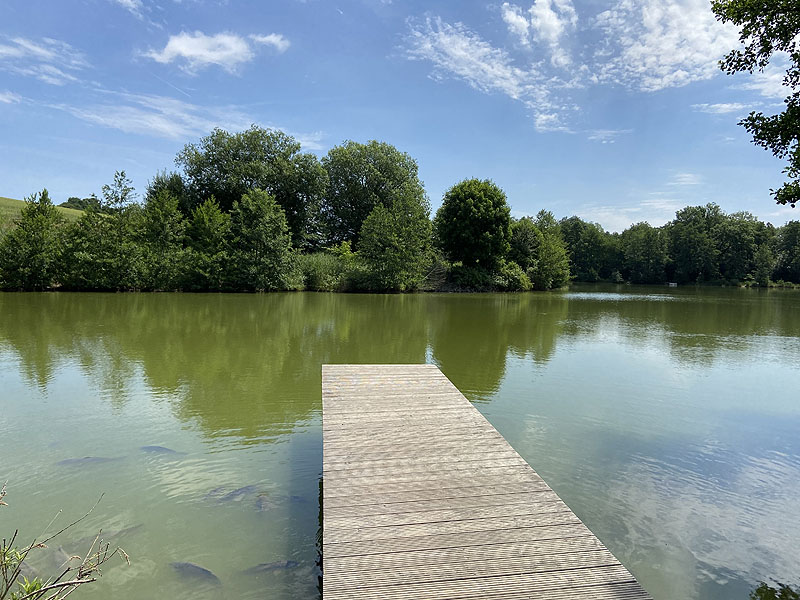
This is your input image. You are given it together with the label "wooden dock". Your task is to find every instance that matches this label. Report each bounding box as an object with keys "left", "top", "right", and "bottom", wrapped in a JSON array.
[{"left": 322, "top": 364, "right": 652, "bottom": 600}]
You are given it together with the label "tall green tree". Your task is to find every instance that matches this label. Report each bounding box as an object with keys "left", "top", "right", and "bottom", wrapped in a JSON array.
[
  {"left": 773, "top": 220, "right": 800, "bottom": 281},
  {"left": 560, "top": 216, "right": 619, "bottom": 281},
  {"left": 509, "top": 217, "right": 544, "bottom": 271},
  {"left": 321, "top": 140, "right": 425, "bottom": 247},
  {"left": 138, "top": 190, "right": 187, "bottom": 290},
  {"left": 145, "top": 170, "right": 188, "bottom": 214},
  {"left": 668, "top": 204, "right": 724, "bottom": 283},
  {"left": 753, "top": 243, "right": 776, "bottom": 285},
  {"left": 60, "top": 171, "right": 142, "bottom": 290},
  {"left": 185, "top": 197, "right": 230, "bottom": 290},
  {"left": 434, "top": 179, "right": 511, "bottom": 269},
  {"left": 0, "top": 189, "right": 63, "bottom": 290},
  {"left": 176, "top": 126, "right": 327, "bottom": 247},
  {"left": 620, "top": 222, "right": 668, "bottom": 283},
  {"left": 713, "top": 0, "right": 800, "bottom": 206},
  {"left": 359, "top": 183, "right": 432, "bottom": 291},
  {"left": 228, "top": 189, "right": 293, "bottom": 291},
  {"left": 714, "top": 211, "right": 759, "bottom": 281}
]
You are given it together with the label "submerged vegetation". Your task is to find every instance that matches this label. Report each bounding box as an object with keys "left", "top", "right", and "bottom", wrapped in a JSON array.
[{"left": 1, "top": 126, "right": 800, "bottom": 292}]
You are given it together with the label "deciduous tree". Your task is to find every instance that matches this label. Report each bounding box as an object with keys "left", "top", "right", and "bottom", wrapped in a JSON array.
[
  {"left": 713, "top": 0, "right": 800, "bottom": 206},
  {"left": 228, "top": 189, "right": 293, "bottom": 291},
  {"left": 0, "top": 189, "right": 63, "bottom": 290},
  {"left": 176, "top": 126, "right": 327, "bottom": 247},
  {"left": 321, "top": 140, "right": 425, "bottom": 247},
  {"left": 359, "top": 183, "right": 432, "bottom": 290},
  {"left": 434, "top": 179, "right": 511, "bottom": 269}
]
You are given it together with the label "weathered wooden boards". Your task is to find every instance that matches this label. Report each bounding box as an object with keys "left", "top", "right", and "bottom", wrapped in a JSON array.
[{"left": 322, "top": 364, "right": 651, "bottom": 600}]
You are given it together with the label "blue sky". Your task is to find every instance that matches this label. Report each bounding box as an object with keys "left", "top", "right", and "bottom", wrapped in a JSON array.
[{"left": 0, "top": 0, "right": 796, "bottom": 231}]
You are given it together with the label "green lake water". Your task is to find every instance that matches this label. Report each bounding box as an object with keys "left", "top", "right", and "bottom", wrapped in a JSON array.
[{"left": 1, "top": 287, "right": 799, "bottom": 599}]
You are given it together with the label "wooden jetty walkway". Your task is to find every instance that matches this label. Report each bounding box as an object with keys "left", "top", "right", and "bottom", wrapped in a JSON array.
[{"left": 322, "top": 364, "right": 652, "bottom": 600}]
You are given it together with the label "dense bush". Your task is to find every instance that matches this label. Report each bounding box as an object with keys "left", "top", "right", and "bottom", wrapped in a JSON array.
[
  {"left": 494, "top": 260, "right": 531, "bottom": 291},
  {"left": 447, "top": 264, "right": 494, "bottom": 291},
  {"left": 297, "top": 252, "right": 348, "bottom": 291}
]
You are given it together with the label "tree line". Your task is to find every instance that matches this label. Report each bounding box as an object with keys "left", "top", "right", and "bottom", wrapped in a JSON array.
[{"left": 0, "top": 125, "right": 798, "bottom": 292}]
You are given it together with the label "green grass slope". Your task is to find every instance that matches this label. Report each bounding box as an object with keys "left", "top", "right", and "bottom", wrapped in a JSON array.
[{"left": 0, "top": 196, "right": 83, "bottom": 232}]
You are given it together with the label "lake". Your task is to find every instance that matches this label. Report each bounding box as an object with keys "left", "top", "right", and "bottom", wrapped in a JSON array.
[{"left": 1, "top": 287, "right": 799, "bottom": 599}]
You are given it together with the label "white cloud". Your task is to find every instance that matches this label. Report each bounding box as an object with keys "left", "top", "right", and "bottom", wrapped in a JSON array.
[
  {"left": 145, "top": 31, "right": 291, "bottom": 73},
  {"left": 250, "top": 33, "right": 290, "bottom": 54},
  {"left": 669, "top": 172, "right": 702, "bottom": 186},
  {"left": 145, "top": 31, "right": 254, "bottom": 73},
  {"left": 501, "top": 1, "right": 577, "bottom": 67},
  {"left": 587, "top": 128, "right": 632, "bottom": 143},
  {"left": 0, "top": 91, "right": 22, "bottom": 104},
  {"left": 736, "top": 55, "right": 792, "bottom": 99},
  {"left": 593, "top": 0, "right": 740, "bottom": 91},
  {"left": 50, "top": 93, "right": 237, "bottom": 139},
  {"left": 0, "top": 36, "right": 89, "bottom": 85},
  {"left": 406, "top": 17, "right": 568, "bottom": 131},
  {"left": 501, "top": 3, "right": 531, "bottom": 45},
  {"left": 48, "top": 91, "right": 324, "bottom": 149},
  {"left": 692, "top": 102, "right": 753, "bottom": 114},
  {"left": 577, "top": 196, "right": 685, "bottom": 232}
]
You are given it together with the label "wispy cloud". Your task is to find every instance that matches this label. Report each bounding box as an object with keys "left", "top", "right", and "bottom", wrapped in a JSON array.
[
  {"left": 112, "top": 0, "right": 144, "bottom": 19},
  {"left": 405, "top": 17, "right": 568, "bottom": 131},
  {"left": 0, "top": 36, "right": 89, "bottom": 85},
  {"left": 669, "top": 172, "right": 702, "bottom": 186},
  {"left": 736, "top": 55, "right": 792, "bottom": 99},
  {"left": 576, "top": 196, "right": 685, "bottom": 232},
  {"left": 405, "top": 1, "right": 744, "bottom": 133},
  {"left": 0, "top": 91, "right": 22, "bottom": 104},
  {"left": 587, "top": 128, "right": 632, "bottom": 143},
  {"left": 145, "top": 31, "right": 290, "bottom": 73},
  {"left": 250, "top": 33, "right": 290, "bottom": 54},
  {"left": 692, "top": 102, "right": 753, "bottom": 114},
  {"left": 47, "top": 91, "right": 324, "bottom": 149}
]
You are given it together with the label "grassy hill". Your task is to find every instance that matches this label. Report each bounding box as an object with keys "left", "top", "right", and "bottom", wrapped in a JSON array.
[{"left": 1, "top": 196, "right": 83, "bottom": 233}]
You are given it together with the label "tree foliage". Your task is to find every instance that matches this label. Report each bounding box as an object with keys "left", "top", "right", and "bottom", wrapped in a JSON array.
[
  {"left": 0, "top": 189, "right": 63, "bottom": 290},
  {"left": 434, "top": 179, "right": 511, "bottom": 269},
  {"left": 668, "top": 204, "right": 724, "bottom": 283},
  {"left": 509, "top": 217, "right": 544, "bottom": 271},
  {"left": 227, "top": 189, "right": 294, "bottom": 291},
  {"left": 560, "top": 216, "right": 619, "bottom": 281},
  {"left": 321, "top": 140, "right": 425, "bottom": 248},
  {"left": 359, "top": 183, "right": 432, "bottom": 291},
  {"left": 176, "top": 125, "right": 327, "bottom": 248},
  {"left": 713, "top": 0, "right": 800, "bottom": 206},
  {"left": 4, "top": 128, "right": 800, "bottom": 293},
  {"left": 529, "top": 229, "right": 570, "bottom": 290},
  {"left": 773, "top": 220, "right": 800, "bottom": 281},
  {"left": 138, "top": 189, "right": 187, "bottom": 290},
  {"left": 620, "top": 222, "right": 668, "bottom": 284},
  {"left": 185, "top": 197, "right": 230, "bottom": 291}
]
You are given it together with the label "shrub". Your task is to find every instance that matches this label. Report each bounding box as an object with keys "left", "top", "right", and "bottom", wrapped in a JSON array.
[
  {"left": 448, "top": 264, "right": 494, "bottom": 291},
  {"left": 297, "top": 252, "right": 348, "bottom": 291},
  {"left": 494, "top": 260, "right": 531, "bottom": 291}
]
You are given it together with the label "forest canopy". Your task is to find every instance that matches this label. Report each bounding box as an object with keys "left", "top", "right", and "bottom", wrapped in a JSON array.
[{"left": 1, "top": 126, "right": 800, "bottom": 293}]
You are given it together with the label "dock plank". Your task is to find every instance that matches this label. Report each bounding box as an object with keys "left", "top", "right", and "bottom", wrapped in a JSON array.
[{"left": 322, "top": 364, "right": 651, "bottom": 599}]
